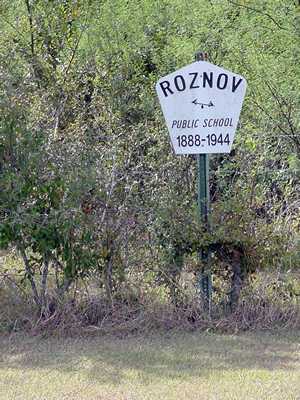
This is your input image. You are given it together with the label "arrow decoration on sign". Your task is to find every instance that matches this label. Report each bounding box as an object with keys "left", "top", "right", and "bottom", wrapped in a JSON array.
[{"left": 192, "top": 99, "right": 214, "bottom": 109}]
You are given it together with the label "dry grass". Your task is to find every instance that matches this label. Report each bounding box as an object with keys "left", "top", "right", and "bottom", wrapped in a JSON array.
[
  {"left": 1, "top": 275, "right": 299, "bottom": 337},
  {"left": 0, "top": 331, "right": 299, "bottom": 400},
  {"left": 1, "top": 252, "right": 299, "bottom": 337}
]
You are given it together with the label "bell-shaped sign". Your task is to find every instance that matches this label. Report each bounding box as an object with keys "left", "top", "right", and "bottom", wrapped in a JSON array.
[{"left": 156, "top": 61, "right": 247, "bottom": 154}]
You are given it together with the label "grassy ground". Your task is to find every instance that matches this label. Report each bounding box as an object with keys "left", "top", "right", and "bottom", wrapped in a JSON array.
[{"left": 0, "top": 331, "right": 299, "bottom": 400}]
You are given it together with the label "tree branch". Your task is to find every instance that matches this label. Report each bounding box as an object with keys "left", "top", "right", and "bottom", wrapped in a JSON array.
[
  {"left": 18, "top": 243, "right": 41, "bottom": 308},
  {"left": 227, "top": 0, "right": 287, "bottom": 31},
  {"left": 24, "top": 0, "right": 35, "bottom": 57}
]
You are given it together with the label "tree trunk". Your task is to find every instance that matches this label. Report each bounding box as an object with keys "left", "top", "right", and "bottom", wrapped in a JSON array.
[
  {"left": 229, "top": 249, "right": 243, "bottom": 312},
  {"left": 104, "top": 254, "right": 113, "bottom": 307},
  {"left": 168, "top": 249, "right": 183, "bottom": 306},
  {"left": 18, "top": 244, "right": 41, "bottom": 310},
  {"left": 40, "top": 255, "right": 50, "bottom": 317}
]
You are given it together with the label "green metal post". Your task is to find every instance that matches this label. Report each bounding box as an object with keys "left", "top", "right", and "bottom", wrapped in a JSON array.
[
  {"left": 195, "top": 51, "right": 212, "bottom": 315},
  {"left": 197, "top": 153, "right": 212, "bottom": 313}
]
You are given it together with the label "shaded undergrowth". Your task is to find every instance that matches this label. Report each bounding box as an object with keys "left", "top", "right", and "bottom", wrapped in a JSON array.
[{"left": 0, "top": 271, "right": 299, "bottom": 337}]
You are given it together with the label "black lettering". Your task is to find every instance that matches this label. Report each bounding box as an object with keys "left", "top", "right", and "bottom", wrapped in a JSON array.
[
  {"left": 203, "top": 72, "right": 213, "bottom": 88},
  {"left": 189, "top": 72, "right": 200, "bottom": 89},
  {"left": 172, "top": 120, "right": 177, "bottom": 128},
  {"left": 232, "top": 77, "right": 243, "bottom": 93},
  {"left": 219, "top": 118, "right": 224, "bottom": 127},
  {"left": 208, "top": 119, "right": 213, "bottom": 127},
  {"left": 217, "top": 73, "right": 228, "bottom": 90},
  {"left": 174, "top": 75, "right": 186, "bottom": 91},
  {"left": 203, "top": 119, "right": 208, "bottom": 127},
  {"left": 194, "top": 119, "right": 199, "bottom": 128},
  {"left": 159, "top": 80, "right": 173, "bottom": 97}
]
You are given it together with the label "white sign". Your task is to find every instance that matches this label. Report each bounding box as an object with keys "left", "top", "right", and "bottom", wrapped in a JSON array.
[{"left": 156, "top": 61, "right": 247, "bottom": 154}]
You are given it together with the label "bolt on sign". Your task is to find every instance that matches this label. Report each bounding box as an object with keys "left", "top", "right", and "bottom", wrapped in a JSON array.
[{"left": 156, "top": 61, "right": 247, "bottom": 154}]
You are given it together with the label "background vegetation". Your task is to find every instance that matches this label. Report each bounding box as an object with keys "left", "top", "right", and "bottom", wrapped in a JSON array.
[{"left": 0, "top": 0, "right": 299, "bottom": 333}]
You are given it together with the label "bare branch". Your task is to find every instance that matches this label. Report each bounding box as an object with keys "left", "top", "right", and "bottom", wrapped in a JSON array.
[
  {"left": 24, "top": 0, "right": 35, "bottom": 56},
  {"left": 0, "top": 15, "right": 27, "bottom": 40},
  {"left": 62, "top": 7, "right": 91, "bottom": 84},
  {"left": 227, "top": 0, "right": 288, "bottom": 31},
  {"left": 62, "top": 32, "right": 83, "bottom": 84}
]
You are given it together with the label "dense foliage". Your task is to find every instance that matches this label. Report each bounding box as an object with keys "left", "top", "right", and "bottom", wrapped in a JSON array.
[{"left": 0, "top": 0, "right": 299, "bottom": 316}]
